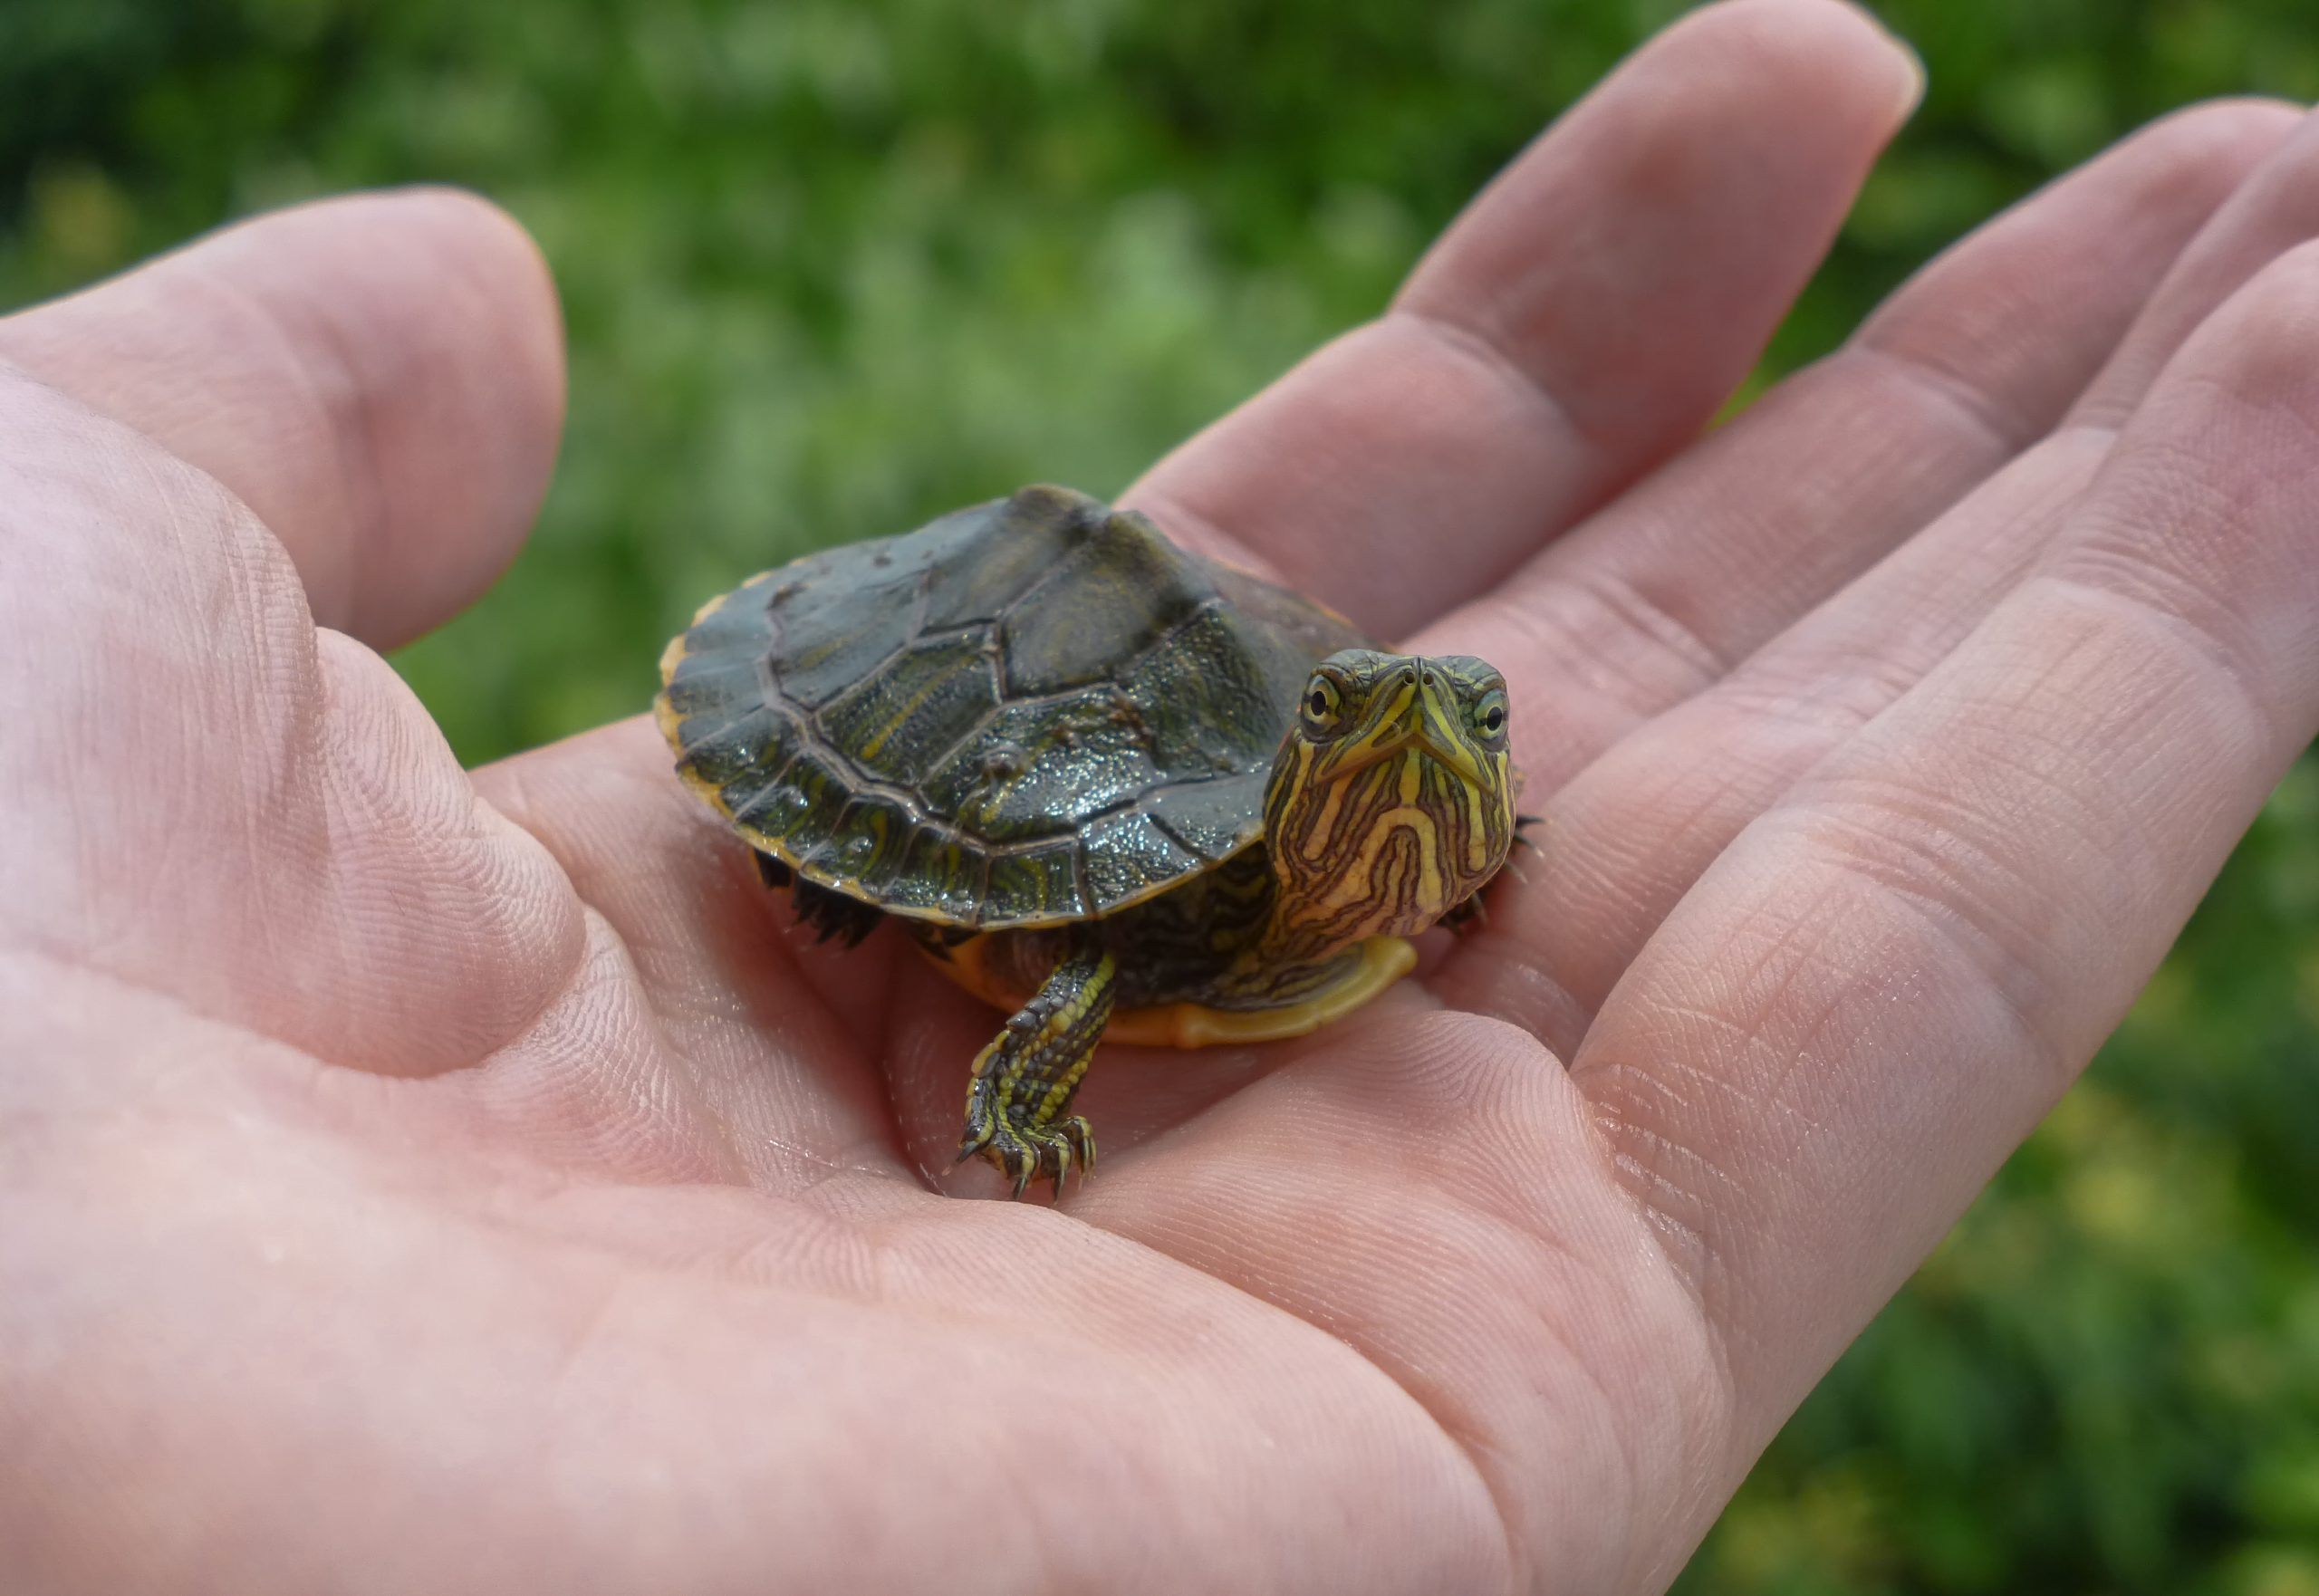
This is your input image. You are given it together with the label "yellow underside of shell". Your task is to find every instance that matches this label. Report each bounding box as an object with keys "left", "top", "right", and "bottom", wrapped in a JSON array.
[{"left": 926, "top": 933, "right": 1417, "bottom": 1049}]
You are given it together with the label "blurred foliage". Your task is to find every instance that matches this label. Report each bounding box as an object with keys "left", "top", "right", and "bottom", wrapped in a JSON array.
[{"left": 3, "top": 0, "right": 2315, "bottom": 1588}]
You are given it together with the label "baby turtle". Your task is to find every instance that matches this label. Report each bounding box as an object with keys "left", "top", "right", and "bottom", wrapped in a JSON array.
[{"left": 656, "top": 486, "right": 1520, "bottom": 1196}]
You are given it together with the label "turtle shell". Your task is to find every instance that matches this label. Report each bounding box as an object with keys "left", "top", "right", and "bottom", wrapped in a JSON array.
[{"left": 656, "top": 484, "right": 1368, "bottom": 928}]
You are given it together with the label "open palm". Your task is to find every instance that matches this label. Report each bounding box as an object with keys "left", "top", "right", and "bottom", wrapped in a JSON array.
[{"left": 9, "top": 5, "right": 2319, "bottom": 1591}]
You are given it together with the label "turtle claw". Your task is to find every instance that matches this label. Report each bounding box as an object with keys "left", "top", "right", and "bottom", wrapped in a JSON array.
[
  {"left": 1045, "top": 1120, "right": 1097, "bottom": 1199},
  {"left": 1446, "top": 813, "right": 1542, "bottom": 919},
  {"left": 962, "top": 1079, "right": 1097, "bottom": 1202},
  {"left": 956, "top": 946, "right": 1114, "bottom": 1201}
]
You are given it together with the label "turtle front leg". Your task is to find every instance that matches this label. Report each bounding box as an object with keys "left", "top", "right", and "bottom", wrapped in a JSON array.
[
  {"left": 1442, "top": 811, "right": 1543, "bottom": 935},
  {"left": 957, "top": 944, "right": 1115, "bottom": 1199}
]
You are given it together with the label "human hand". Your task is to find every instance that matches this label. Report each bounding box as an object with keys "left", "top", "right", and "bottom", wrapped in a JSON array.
[{"left": 8, "top": 2, "right": 2319, "bottom": 1590}]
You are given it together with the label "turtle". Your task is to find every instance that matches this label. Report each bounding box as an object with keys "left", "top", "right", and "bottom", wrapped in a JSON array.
[{"left": 654, "top": 484, "right": 1523, "bottom": 1197}]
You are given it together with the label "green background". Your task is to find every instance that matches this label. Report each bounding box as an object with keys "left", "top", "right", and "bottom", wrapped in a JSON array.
[{"left": 5, "top": 0, "right": 2316, "bottom": 1588}]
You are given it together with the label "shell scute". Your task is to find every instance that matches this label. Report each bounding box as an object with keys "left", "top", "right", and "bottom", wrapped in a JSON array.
[
  {"left": 770, "top": 559, "right": 919, "bottom": 707},
  {"left": 679, "top": 585, "right": 776, "bottom": 655},
  {"left": 821, "top": 793, "right": 917, "bottom": 892},
  {"left": 1125, "top": 604, "right": 1296, "bottom": 775},
  {"left": 920, "top": 488, "right": 1096, "bottom": 630},
  {"left": 996, "top": 513, "right": 1215, "bottom": 697},
  {"left": 661, "top": 655, "right": 765, "bottom": 729},
  {"left": 922, "top": 691, "right": 1160, "bottom": 842},
  {"left": 1076, "top": 810, "right": 1202, "bottom": 908},
  {"left": 740, "top": 746, "right": 849, "bottom": 855},
  {"left": 1140, "top": 778, "right": 1264, "bottom": 863},
  {"left": 817, "top": 634, "right": 1001, "bottom": 786},
  {"left": 984, "top": 841, "right": 1086, "bottom": 923},
  {"left": 676, "top": 703, "right": 793, "bottom": 801}
]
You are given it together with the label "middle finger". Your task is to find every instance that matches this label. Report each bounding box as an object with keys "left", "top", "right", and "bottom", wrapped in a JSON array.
[
  {"left": 1420, "top": 100, "right": 2299, "bottom": 795},
  {"left": 1127, "top": 0, "right": 1923, "bottom": 635}
]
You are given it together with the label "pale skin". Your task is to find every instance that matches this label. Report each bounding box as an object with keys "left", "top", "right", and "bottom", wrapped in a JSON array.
[{"left": 5, "top": 1, "right": 2319, "bottom": 1590}]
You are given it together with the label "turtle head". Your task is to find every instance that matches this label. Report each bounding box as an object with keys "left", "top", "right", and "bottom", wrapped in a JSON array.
[{"left": 1261, "top": 648, "right": 1517, "bottom": 947}]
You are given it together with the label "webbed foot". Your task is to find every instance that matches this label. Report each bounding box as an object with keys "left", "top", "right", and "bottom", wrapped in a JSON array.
[
  {"left": 1442, "top": 893, "right": 1489, "bottom": 934},
  {"left": 956, "top": 945, "right": 1115, "bottom": 1199}
]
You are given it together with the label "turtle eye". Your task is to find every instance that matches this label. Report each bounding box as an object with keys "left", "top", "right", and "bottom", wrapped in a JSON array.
[
  {"left": 1301, "top": 673, "right": 1344, "bottom": 735},
  {"left": 1471, "top": 687, "right": 1509, "bottom": 750}
]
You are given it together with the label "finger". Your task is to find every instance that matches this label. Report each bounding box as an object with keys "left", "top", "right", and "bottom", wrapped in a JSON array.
[
  {"left": 0, "top": 187, "right": 563, "bottom": 649},
  {"left": 1452, "top": 437, "right": 2109, "bottom": 1054},
  {"left": 1445, "top": 103, "right": 2319, "bottom": 1051},
  {"left": 1573, "top": 241, "right": 2319, "bottom": 1454},
  {"left": 2074, "top": 107, "right": 2319, "bottom": 426},
  {"left": 1128, "top": 0, "right": 1923, "bottom": 635},
  {"left": 1417, "top": 99, "right": 2301, "bottom": 791}
]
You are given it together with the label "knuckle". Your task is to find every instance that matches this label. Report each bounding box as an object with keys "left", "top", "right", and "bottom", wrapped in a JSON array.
[
  {"left": 1775, "top": 784, "right": 2072, "bottom": 1077},
  {"left": 2200, "top": 238, "right": 2319, "bottom": 405}
]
